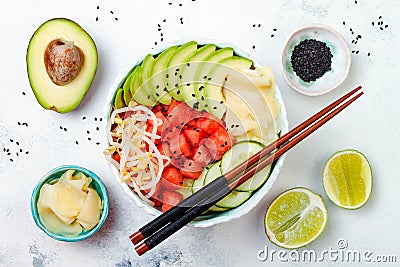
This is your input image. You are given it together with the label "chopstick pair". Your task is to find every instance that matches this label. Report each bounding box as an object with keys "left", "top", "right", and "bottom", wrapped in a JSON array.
[{"left": 131, "top": 86, "right": 363, "bottom": 256}]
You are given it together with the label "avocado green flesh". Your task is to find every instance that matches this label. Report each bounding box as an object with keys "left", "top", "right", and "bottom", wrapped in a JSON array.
[
  {"left": 165, "top": 41, "right": 198, "bottom": 101},
  {"left": 123, "top": 72, "right": 133, "bottom": 105},
  {"left": 178, "top": 44, "right": 217, "bottom": 109},
  {"left": 114, "top": 88, "right": 125, "bottom": 109},
  {"left": 204, "top": 56, "right": 253, "bottom": 118},
  {"left": 194, "top": 47, "right": 234, "bottom": 110},
  {"left": 130, "top": 56, "right": 156, "bottom": 106},
  {"left": 26, "top": 18, "right": 98, "bottom": 113},
  {"left": 149, "top": 46, "right": 178, "bottom": 104}
]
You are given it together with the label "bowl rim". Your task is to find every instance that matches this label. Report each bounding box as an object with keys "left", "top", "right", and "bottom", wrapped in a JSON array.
[
  {"left": 281, "top": 23, "right": 351, "bottom": 96},
  {"left": 30, "top": 165, "right": 109, "bottom": 242},
  {"left": 103, "top": 38, "right": 289, "bottom": 227}
]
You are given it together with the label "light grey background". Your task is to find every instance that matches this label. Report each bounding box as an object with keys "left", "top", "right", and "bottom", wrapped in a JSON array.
[{"left": 0, "top": 0, "right": 399, "bottom": 266}]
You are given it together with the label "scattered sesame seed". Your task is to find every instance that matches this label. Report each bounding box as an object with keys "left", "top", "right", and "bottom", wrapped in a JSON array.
[
  {"left": 76, "top": 141, "right": 79, "bottom": 145},
  {"left": 22, "top": 92, "right": 26, "bottom": 95},
  {"left": 163, "top": 19, "right": 166, "bottom": 22},
  {"left": 96, "top": 17, "right": 98, "bottom": 21},
  {"left": 110, "top": 11, "right": 114, "bottom": 14},
  {"left": 252, "top": 45, "right": 255, "bottom": 49},
  {"left": 26, "top": 151, "right": 29, "bottom": 154},
  {"left": 96, "top": 142, "right": 100, "bottom": 145},
  {"left": 16, "top": 142, "right": 19, "bottom": 146}
]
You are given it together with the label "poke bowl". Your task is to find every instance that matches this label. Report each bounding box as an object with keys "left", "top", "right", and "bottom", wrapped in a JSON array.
[{"left": 104, "top": 39, "right": 288, "bottom": 227}]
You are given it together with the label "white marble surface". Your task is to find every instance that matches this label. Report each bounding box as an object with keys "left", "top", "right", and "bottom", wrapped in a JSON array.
[{"left": 1, "top": 0, "right": 399, "bottom": 266}]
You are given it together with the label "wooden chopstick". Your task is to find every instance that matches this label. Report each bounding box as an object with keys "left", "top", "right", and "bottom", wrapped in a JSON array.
[
  {"left": 133, "top": 87, "right": 363, "bottom": 255},
  {"left": 129, "top": 86, "right": 362, "bottom": 246}
]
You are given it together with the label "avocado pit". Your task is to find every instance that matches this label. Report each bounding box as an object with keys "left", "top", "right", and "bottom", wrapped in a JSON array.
[{"left": 44, "top": 39, "right": 84, "bottom": 86}]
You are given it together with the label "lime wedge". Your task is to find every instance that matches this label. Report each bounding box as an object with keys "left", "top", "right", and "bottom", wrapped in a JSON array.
[
  {"left": 264, "top": 187, "right": 327, "bottom": 249},
  {"left": 322, "top": 149, "right": 372, "bottom": 209}
]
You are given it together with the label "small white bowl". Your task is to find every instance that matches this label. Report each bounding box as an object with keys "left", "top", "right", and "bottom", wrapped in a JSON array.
[
  {"left": 104, "top": 39, "right": 289, "bottom": 227},
  {"left": 281, "top": 24, "right": 351, "bottom": 96}
]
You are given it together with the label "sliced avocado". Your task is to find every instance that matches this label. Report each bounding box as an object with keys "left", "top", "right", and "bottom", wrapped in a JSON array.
[
  {"left": 123, "top": 70, "right": 133, "bottom": 105},
  {"left": 204, "top": 56, "right": 253, "bottom": 119},
  {"left": 26, "top": 18, "right": 98, "bottom": 113},
  {"left": 114, "top": 88, "right": 125, "bottom": 109},
  {"left": 194, "top": 47, "right": 234, "bottom": 108},
  {"left": 131, "top": 55, "right": 157, "bottom": 106},
  {"left": 178, "top": 44, "right": 217, "bottom": 109},
  {"left": 129, "top": 66, "right": 141, "bottom": 99},
  {"left": 165, "top": 41, "right": 198, "bottom": 101},
  {"left": 149, "top": 46, "right": 178, "bottom": 104}
]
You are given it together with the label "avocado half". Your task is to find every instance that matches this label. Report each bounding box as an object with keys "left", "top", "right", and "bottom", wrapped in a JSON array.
[{"left": 27, "top": 18, "right": 98, "bottom": 113}]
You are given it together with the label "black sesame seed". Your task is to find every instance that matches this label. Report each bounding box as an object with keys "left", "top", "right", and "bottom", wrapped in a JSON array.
[
  {"left": 10, "top": 139, "right": 13, "bottom": 142},
  {"left": 96, "top": 142, "right": 100, "bottom": 145},
  {"left": 163, "top": 19, "right": 166, "bottom": 22},
  {"left": 156, "top": 93, "right": 160, "bottom": 97},
  {"left": 87, "top": 130, "right": 90, "bottom": 134},
  {"left": 16, "top": 152, "right": 19, "bottom": 156},
  {"left": 168, "top": 2, "right": 172, "bottom": 5},
  {"left": 166, "top": 74, "right": 169, "bottom": 78},
  {"left": 252, "top": 24, "right": 256, "bottom": 27},
  {"left": 343, "top": 21, "right": 346, "bottom": 25},
  {"left": 372, "top": 22, "right": 374, "bottom": 26},
  {"left": 177, "top": 90, "right": 181, "bottom": 94},
  {"left": 164, "top": 87, "right": 168, "bottom": 92},
  {"left": 64, "top": 128, "right": 67, "bottom": 131},
  {"left": 258, "top": 24, "right": 261, "bottom": 27},
  {"left": 19, "top": 149, "right": 22, "bottom": 153},
  {"left": 26, "top": 151, "right": 29, "bottom": 154},
  {"left": 155, "top": 42, "right": 158, "bottom": 45},
  {"left": 16, "top": 142, "right": 19, "bottom": 146},
  {"left": 367, "top": 52, "right": 371, "bottom": 56},
  {"left": 179, "top": 3, "right": 182, "bottom": 6},
  {"left": 147, "top": 95, "right": 151, "bottom": 99},
  {"left": 379, "top": 16, "right": 382, "bottom": 19},
  {"left": 95, "top": 17, "right": 98, "bottom": 21},
  {"left": 22, "top": 92, "right": 26, "bottom": 95},
  {"left": 187, "top": 63, "right": 190, "bottom": 67},
  {"left": 213, "top": 107, "right": 217, "bottom": 110},
  {"left": 82, "top": 116, "right": 86, "bottom": 120},
  {"left": 186, "top": 83, "right": 190, "bottom": 86},
  {"left": 252, "top": 45, "right": 255, "bottom": 49},
  {"left": 203, "top": 75, "right": 207, "bottom": 79},
  {"left": 76, "top": 141, "right": 79, "bottom": 145},
  {"left": 60, "top": 126, "right": 63, "bottom": 129},
  {"left": 88, "top": 138, "right": 91, "bottom": 141},
  {"left": 290, "top": 39, "right": 333, "bottom": 82},
  {"left": 95, "top": 117, "right": 98, "bottom": 121},
  {"left": 10, "top": 159, "right": 13, "bottom": 162},
  {"left": 385, "top": 25, "right": 388, "bottom": 28},
  {"left": 207, "top": 77, "right": 212, "bottom": 81},
  {"left": 199, "top": 86, "right": 204, "bottom": 91},
  {"left": 97, "top": 5, "right": 99, "bottom": 9},
  {"left": 271, "top": 34, "right": 274, "bottom": 38},
  {"left": 18, "top": 122, "right": 21, "bottom": 125},
  {"left": 110, "top": 11, "right": 114, "bottom": 14}
]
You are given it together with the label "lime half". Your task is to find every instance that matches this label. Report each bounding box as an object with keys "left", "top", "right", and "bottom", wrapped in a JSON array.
[
  {"left": 323, "top": 149, "right": 372, "bottom": 209},
  {"left": 264, "top": 187, "right": 327, "bottom": 249}
]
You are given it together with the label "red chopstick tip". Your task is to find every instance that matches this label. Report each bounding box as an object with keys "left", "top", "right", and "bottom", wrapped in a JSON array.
[
  {"left": 135, "top": 242, "right": 149, "bottom": 256},
  {"left": 130, "top": 231, "right": 144, "bottom": 245}
]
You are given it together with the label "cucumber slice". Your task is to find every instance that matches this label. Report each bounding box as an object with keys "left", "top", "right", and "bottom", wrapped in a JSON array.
[
  {"left": 221, "top": 140, "right": 271, "bottom": 192},
  {"left": 192, "top": 167, "right": 208, "bottom": 194},
  {"left": 177, "top": 178, "right": 194, "bottom": 199},
  {"left": 204, "top": 162, "right": 222, "bottom": 185},
  {"left": 215, "top": 190, "right": 252, "bottom": 209},
  {"left": 202, "top": 162, "right": 250, "bottom": 209},
  {"left": 208, "top": 205, "right": 228, "bottom": 212}
]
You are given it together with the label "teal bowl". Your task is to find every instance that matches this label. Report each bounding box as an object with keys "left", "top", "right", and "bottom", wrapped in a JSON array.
[{"left": 31, "top": 165, "right": 109, "bottom": 242}]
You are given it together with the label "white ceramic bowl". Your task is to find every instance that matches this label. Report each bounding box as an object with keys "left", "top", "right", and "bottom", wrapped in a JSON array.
[
  {"left": 281, "top": 24, "right": 351, "bottom": 96},
  {"left": 104, "top": 39, "right": 289, "bottom": 227}
]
